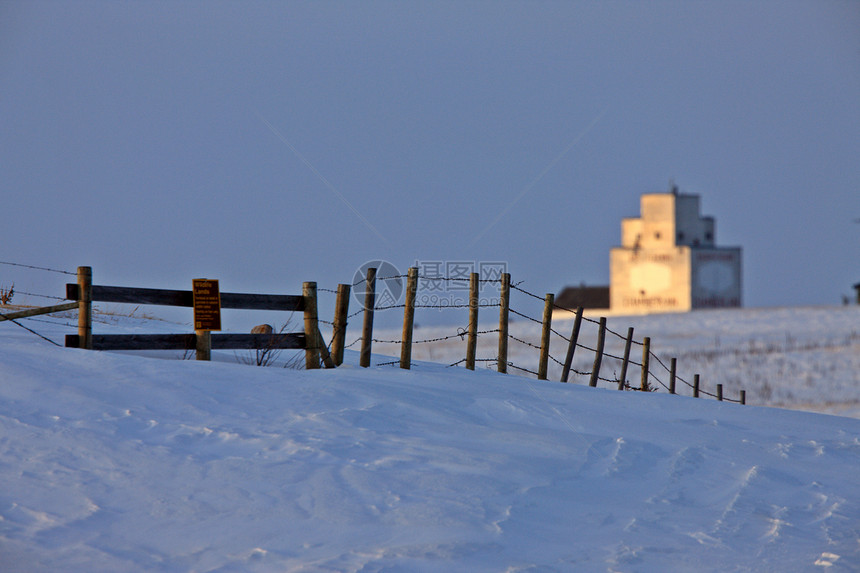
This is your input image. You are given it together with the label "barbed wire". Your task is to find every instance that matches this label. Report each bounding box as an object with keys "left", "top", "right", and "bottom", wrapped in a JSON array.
[
  {"left": 506, "top": 363, "right": 540, "bottom": 377},
  {"left": 13, "top": 290, "right": 69, "bottom": 301},
  {"left": 374, "top": 303, "right": 407, "bottom": 312},
  {"left": 21, "top": 316, "right": 77, "bottom": 328},
  {"left": 508, "top": 333, "right": 542, "bottom": 351},
  {"left": 349, "top": 274, "right": 411, "bottom": 288},
  {"left": 0, "top": 260, "right": 75, "bottom": 276},
  {"left": 0, "top": 316, "right": 62, "bottom": 346},
  {"left": 447, "top": 357, "right": 498, "bottom": 368},
  {"left": 415, "top": 302, "right": 501, "bottom": 310},
  {"left": 509, "top": 307, "right": 544, "bottom": 327},
  {"left": 346, "top": 308, "right": 365, "bottom": 320},
  {"left": 370, "top": 328, "right": 501, "bottom": 346}
]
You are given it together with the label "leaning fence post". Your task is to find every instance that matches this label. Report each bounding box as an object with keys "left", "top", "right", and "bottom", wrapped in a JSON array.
[
  {"left": 617, "top": 326, "right": 634, "bottom": 390},
  {"left": 77, "top": 266, "right": 92, "bottom": 350},
  {"left": 561, "top": 306, "right": 583, "bottom": 383},
  {"left": 640, "top": 336, "right": 651, "bottom": 391},
  {"left": 359, "top": 267, "right": 376, "bottom": 368},
  {"left": 669, "top": 357, "right": 677, "bottom": 394},
  {"left": 693, "top": 374, "right": 700, "bottom": 398},
  {"left": 537, "top": 293, "right": 554, "bottom": 380},
  {"left": 466, "top": 272, "right": 479, "bottom": 370},
  {"left": 331, "top": 283, "right": 351, "bottom": 366},
  {"left": 498, "top": 273, "right": 510, "bottom": 373},
  {"left": 400, "top": 267, "right": 418, "bottom": 370},
  {"left": 589, "top": 317, "right": 607, "bottom": 387},
  {"left": 303, "top": 282, "right": 321, "bottom": 369}
]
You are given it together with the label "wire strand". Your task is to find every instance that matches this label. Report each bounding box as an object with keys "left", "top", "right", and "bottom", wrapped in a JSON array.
[{"left": 0, "top": 260, "right": 75, "bottom": 275}]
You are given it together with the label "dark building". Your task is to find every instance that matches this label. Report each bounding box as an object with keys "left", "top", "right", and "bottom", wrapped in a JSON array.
[{"left": 555, "top": 285, "right": 610, "bottom": 311}]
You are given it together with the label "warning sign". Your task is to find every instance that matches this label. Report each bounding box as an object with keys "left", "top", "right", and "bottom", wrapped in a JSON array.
[{"left": 192, "top": 279, "right": 221, "bottom": 331}]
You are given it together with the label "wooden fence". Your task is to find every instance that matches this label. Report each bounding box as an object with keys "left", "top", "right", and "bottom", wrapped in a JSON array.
[
  {"left": 2, "top": 264, "right": 743, "bottom": 404},
  {"left": 63, "top": 266, "right": 341, "bottom": 369}
]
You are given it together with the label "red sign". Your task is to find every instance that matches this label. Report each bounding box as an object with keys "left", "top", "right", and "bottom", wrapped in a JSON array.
[{"left": 192, "top": 279, "right": 221, "bottom": 331}]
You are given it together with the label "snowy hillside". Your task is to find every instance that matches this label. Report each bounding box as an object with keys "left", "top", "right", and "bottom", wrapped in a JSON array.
[{"left": 1, "top": 307, "right": 859, "bottom": 571}]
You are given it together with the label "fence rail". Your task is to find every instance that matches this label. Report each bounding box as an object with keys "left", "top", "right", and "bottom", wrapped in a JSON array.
[
  {"left": 0, "top": 302, "right": 78, "bottom": 322},
  {"left": 66, "top": 284, "right": 304, "bottom": 311},
  {"left": 64, "top": 332, "right": 306, "bottom": 352}
]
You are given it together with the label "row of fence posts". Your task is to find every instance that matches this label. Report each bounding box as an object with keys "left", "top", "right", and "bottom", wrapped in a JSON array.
[
  {"left": 346, "top": 267, "right": 745, "bottom": 404},
  {"left": 63, "top": 265, "right": 744, "bottom": 404}
]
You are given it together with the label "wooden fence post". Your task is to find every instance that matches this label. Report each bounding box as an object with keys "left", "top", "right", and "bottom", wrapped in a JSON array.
[
  {"left": 537, "top": 293, "right": 554, "bottom": 380},
  {"left": 331, "top": 283, "right": 351, "bottom": 366},
  {"left": 617, "top": 326, "right": 634, "bottom": 390},
  {"left": 589, "top": 317, "right": 607, "bottom": 387},
  {"left": 317, "top": 325, "right": 336, "bottom": 369},
  {"left": 717, "top": 384, "right": 723, "bottom": 401},
  {"left": 400, "top": 267, "right": 418, "bottom": 370},
  {"left": 560, "top": 306, "right": 583, "bottom": 383},
  {"left": 195, "top": 329, "right": 211, "bottom": 361},
  {"left": 641, "top": 337, "right": 651, "bottom": 391},
  {"left": 498, "top": 273, "right": 510, "bottom": 373},
  {"left": 77, "top": 266, "right": 92, "bottom": 350},
  {"left": 360, "top": 267, "right": 376, "bottom": 368},
  {"left": 740, "top": 390, "right": 746, "bottom": 405},
  {"left": 303, "top": 282, "right": 321, "bottom": 369},
  {"left": 669, "top": 357, "right": 677, "bottom": 394},
  {"left": 466, "top": 272, "right": 479, "bottom": 370},
  {"left": 693, "top": 374, "right": 700, "bottom": 398}
]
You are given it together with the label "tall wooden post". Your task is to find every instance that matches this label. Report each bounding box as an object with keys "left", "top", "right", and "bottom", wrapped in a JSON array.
[
  {"left": 331, "top": 283, "right": 351, "bottom": 366},
  {"left": 589, "top": 317, "right": 607, "bottom": 387},
  {"left": 465, "top": 272, "right": 479, "bottom": 370},
  {"left": 560, "top": 306, "right": 583, "bottom": 383},
  {"left": 669, "top": 357, "right": 677, "bottom": 394},
  {"left": 740, "top": 390, "right": 746, "bottom": 405},
  {"left": 77, "top": 266, "right": 92, "bottom": 350},
  {"left": 400, "top": 267, "right": 418, "bottom": 370},
  {"left": 303, "top": 282, "right": 321, "bottom": 369},
  {"left": 498, "top": 273, "right": 510, "bottom": 373},
  {"left": 537, "top": 293, "right": 554, "bottom": 380},
  {"left": 717, "top": 384, "right": 723, "bottom": 401},
  {"left": 360, "top": 268, "right": 376, "bottom": 368},
  {"left": 617, "top": 327, "right": 634, "bottom": 390},
  {"left": 693, "top": 374, "right": 700, "bottom": 398},
  {"left": 640, "top": 337, "right": 651, "bottom": 391}
]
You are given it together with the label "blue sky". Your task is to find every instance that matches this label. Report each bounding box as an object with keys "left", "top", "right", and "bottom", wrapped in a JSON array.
[{"left": 2, "top": 1, "right": 859, "bottom": 326}]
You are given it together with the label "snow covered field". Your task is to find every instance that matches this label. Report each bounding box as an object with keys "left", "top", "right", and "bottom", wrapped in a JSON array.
[
  {"left": 1, "top": 306, "right": 859, "bottom": 571},
  {"left": 372, "top": 305, "right": 860, "bottom": 418}
]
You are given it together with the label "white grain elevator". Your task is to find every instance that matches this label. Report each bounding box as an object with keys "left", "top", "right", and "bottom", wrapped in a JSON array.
[{"left": 610, "top": 186, "right": 742, "bottom": 314}]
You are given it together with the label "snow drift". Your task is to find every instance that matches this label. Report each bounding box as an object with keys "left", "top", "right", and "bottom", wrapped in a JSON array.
[{"left": 1, "top": 308, "right": 859, "bottom": 571}]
